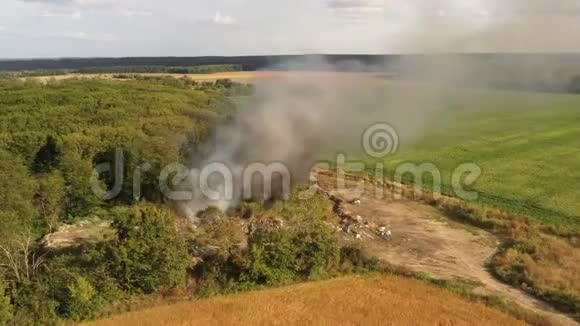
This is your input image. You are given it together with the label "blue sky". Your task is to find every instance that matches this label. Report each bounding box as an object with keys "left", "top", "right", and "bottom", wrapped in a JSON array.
[{"left": 1, "top": 0, "right": 579, "bottom": 58}]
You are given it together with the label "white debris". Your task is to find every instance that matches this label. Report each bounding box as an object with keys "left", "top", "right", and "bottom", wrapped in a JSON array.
[{"left": 380, "top": 230, "right": 392, "bottom": 238}]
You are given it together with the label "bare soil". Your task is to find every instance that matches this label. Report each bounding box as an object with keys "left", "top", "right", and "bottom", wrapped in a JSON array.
[
  {"left": 42, "top": 219, "right": 113, "bottom": 250},
  {"left": 315, "top": 170, "right": 578, "bottom": 326}
]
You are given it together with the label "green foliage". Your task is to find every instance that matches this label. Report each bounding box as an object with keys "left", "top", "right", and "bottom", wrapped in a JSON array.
[
  {"left": 0, "top": 78, "right": 236, "bottom": 322},
  {"left": 11, "top": 280, "right": 59, "bottom": 326},
  {"left": 10, "top": 251, "right": 122, "bottom": 324},
  {"left": 196, "top": 225, "right": 341, "bottom": 295},
  {"left": 65, "top": 275, "right": 97, "bottom": 321},
  {"left": 34, "top": 172, "right": 66, "bottom": 230},
  {"left": 32, "top": 136, "right": 59, "bottom": 174},
  {"left": 0, "top": 77, "right": 233, "bottom": 218},
  {"left": 0, "top": 280, "right": 13, "bottom": 325},
  {"left": 0, "top": 149, "right": 38, "bottom": 241},
  {"left": 338, "top": 246, "right": 379, "bottom": 274},
  {"left": 195, "top": 193, "right": 344, "bottom": 295},
  {"left": 0, "top": 65, "right": 242, "bottom": 77},
  {"left": 39, "top": 265, "right": 107, "bottom": 322},
  {"left": 104, "top": 205, "right": 192, "bottom": 294},
  {"left": 0, "top": 70, "right": 71, "bottom": 78}
]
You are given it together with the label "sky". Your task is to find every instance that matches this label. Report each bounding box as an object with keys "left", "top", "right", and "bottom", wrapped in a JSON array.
[{"left": 1, "top": 0, "right": 580, "bottom": 58}]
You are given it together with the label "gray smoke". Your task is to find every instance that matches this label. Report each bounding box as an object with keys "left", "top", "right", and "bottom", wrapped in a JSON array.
[
  {"left": 177, "top": 1, "right": 580, "bottom": 218},
  {"left": 177, "top": 58, "right": 452, "bottom": 218}
]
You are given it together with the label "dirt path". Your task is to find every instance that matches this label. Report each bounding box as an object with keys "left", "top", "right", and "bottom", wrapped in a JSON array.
[{"left": 315, "top": 170, "right": 578, "bottom": 326}]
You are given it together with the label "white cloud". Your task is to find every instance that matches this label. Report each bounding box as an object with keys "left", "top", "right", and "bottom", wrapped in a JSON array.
[
  {"left": 212, "top": 11, "right": 236, "bottom": 25},
  {"left": 62, "top": 31, "right": 86, "bottom": 38},
  {"left": 326, "top": 0, "right": 385, "bottom": 22},
  {"left": 123, "top": 10, "right": 153, "bottom": 18},
  {"left": 326, "top": 0, "right": 384, "bottom": 11},
  {"left": 71, "top": 10, "right": 82, "bottom": 19},
  {"left": 20, "top": 0, "right": 114, "bottom": 8},
  {"left": 73, "top": 0, "right": 113, "bottom": 7},
  {"left": 39, "top": 10, "right": 82, "bottom": 19},
  {"left": 62, "top": 31, "right": 117, "bottom": 41}
]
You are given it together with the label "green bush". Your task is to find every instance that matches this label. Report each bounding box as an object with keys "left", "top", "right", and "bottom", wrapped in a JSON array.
[
  {"left": 339, "top": 246, "right": 379, "bottom": 274},
  {"left": 64, "top": 275, "right": 99, "bottom": 321},
  {"left": 11, "top": 281, "right": 59, "bottom": 326},
  {"left": 104, "top": 205, "right": 192, "bottom": 294},
  {"left": 0, "top": 280, "right": 13, "bottom": 325},
  {"left": 196, "top": 224, "right": 341, "bottom": 293}
]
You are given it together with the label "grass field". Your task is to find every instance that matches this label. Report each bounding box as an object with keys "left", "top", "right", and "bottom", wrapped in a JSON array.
[
  {"left": 222, "top": 75, "right": 580, "bottom": 230},
  {"left": 353, "top": 87, "right": 580, "bottom": 230},
  {"left": 85, "top": 276, "right": 523, "bottom": 326}
]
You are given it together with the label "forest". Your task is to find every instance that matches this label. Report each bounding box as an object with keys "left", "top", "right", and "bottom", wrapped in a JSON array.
[
  {"left": 0, "top": 64, "right": 242, "bottom": 78},
  {"left": 0, "top": 76, "right": 373, "bottom": 324}
]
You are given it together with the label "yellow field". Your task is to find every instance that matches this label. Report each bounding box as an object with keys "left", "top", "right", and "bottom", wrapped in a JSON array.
[
  {"left": 84, "top": 276, "right": 523, "bottom": 326},
  {"left": 28, "top": 71, "right": 394, "bottom": 83}
]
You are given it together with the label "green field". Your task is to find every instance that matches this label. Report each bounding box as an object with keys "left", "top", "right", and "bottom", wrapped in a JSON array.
[{"left": 358, "top": 88, "right": 580, "bottom": 230}]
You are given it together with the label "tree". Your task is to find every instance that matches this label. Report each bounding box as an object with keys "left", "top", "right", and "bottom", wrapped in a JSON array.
[
  {"left": 32, "top": 136, "right": 60, "bottom": 174},
  {"left": 0, "top": 233, "right": 47, "bottom": 284},
  {"left": 64, "top": 275, "right": 98, "bottom": 321},
  {"left": 0, "top": 149, "right": 38, "bottom": 240},
  {"left": 105, "top": 205, "right": 191, "bottom": 294},
  {"left": 34, "top": 172, "right": 66, "bottom": 231},
  {"left": 0, "top": 279, "right": 13, "bottom": 325}
]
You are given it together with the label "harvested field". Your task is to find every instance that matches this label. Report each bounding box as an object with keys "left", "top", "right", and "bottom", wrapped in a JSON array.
[
  {"left": 84, "top": 275, "right": 522, "bottom": 326},
  {"left": 26, "top": 71, "right": 394, "bottom": 83}
]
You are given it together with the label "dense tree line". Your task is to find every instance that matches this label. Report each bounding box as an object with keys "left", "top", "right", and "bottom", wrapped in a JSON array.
[
  {"left": 77, "top": 65, "right": 242, "bottom": 74},
  {"left": 0, "top": 65, "right": 242, "bottom": 78},
  {"left": 0, "top": 55, "right": 390, "bottom": 72},
  {"left": 0, "top": 77, "right": 229, "bottom": 323}
]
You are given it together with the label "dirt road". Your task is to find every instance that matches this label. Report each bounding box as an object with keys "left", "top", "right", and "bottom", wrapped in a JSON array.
[{"left": 315, "top": 170, "right": 577, "bottom": 326}]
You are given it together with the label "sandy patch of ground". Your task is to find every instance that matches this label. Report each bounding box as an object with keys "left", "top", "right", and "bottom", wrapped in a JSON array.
[
  {"left": 315, "top": 170, "right": 577, "bottom": 326},
  {"left": 42, "top": 219, "right": 113, "bottom": 250}
]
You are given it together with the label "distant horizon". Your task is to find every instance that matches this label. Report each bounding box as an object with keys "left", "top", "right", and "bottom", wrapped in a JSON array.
[{"left": 4, "top": 52, "right": 580, "bottom": 62}]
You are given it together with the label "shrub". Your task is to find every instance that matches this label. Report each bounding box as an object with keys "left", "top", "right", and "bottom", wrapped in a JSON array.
[
  {"left": 105, "top": 205, "right": 192, "bottom": 294},
  {"left": 339, "top": 246, "right": 379, "bottom": 274},
  {"left": 0, "top": 280, "right": 13, "bottom": 325},
  {"left": 196, "top": 223, "right": 341, "bottom": 294},
  {"left": 64, "top": 275, "right": 99, "bottom": 321}
]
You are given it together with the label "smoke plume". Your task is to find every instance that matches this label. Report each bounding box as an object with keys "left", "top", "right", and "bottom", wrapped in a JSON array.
[{"left": 177, "top": 1, "right": 580, "bottom": 218}]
